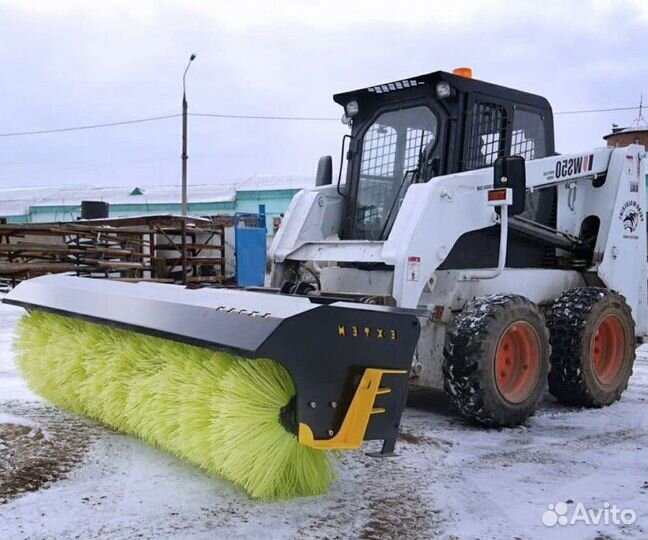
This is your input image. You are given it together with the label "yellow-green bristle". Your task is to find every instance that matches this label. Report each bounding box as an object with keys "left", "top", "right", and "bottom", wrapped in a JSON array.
[
  {"left": 13, "top": 311, "right": 336, "bottom": 500},
  {"left": 210, "top": 359, "right": 335, "bottom": 499}
]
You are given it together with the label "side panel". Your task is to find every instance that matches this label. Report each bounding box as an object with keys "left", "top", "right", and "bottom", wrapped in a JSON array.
[
  {"left": 259, "top": 304, "right": 420, "bottom": 442},
  {"left": 269, "top": 184, "right": 345, "bottom": 263},
  {"left": 382, "top": 169, "right": 496, "bottom": 308},
  {"left": 597, "top": 146, "right": 648, "bottom": 335},
  {"left": 320, "top": 267, "right": 394, "bottom": 296}
]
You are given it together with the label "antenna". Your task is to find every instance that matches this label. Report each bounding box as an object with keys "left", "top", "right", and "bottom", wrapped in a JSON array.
[{"left": 631, "top": 94, "right": 647, "bottom": 129}]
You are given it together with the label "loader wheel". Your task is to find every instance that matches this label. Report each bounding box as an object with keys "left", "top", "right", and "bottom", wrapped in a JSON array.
[
  {"left": 547, "top": 288, "right": 635, "bottom": 407},
  {"left": 443, "top": 295, "right": 550, "bottom": 426}
]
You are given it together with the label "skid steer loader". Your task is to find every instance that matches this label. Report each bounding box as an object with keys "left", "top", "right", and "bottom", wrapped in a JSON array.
[
  {"left": 5, "top": 68, "right": 645, "bottom": 466},
  {"left": 267, "top": 67, "right": 646, "bottom": 432}
]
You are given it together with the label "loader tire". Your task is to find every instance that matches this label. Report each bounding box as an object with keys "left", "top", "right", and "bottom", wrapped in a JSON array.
[
  {"left": 547, "top": 288, "right": 635, "bottom": 407},
  {"left": 443, "top": 294, "right": 550, "bottom": 426}
]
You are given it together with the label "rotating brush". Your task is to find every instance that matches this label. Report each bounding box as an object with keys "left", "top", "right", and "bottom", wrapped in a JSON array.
[{"left": 14, "top": 311, "right": 336, "bottom": 500}]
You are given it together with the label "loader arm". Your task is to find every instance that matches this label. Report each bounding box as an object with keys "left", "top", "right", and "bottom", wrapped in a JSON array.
[
  {"left": 270, "top": 146, "right": 648, "bottom": 336},
  {"left": 382, "top": 147, "right": 616, "bottom": 307}
]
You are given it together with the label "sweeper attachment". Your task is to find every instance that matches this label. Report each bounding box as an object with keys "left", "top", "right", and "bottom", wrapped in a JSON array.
[{"left": 4, "top": 273, "right": 420, "bottom": 499}]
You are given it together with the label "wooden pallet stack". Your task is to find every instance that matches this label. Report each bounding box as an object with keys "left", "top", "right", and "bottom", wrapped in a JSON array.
[{"left": 0, "top": 215, "right": 228, "bottom": 287}]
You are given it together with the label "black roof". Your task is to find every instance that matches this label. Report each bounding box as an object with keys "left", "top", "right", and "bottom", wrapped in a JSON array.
[{"left": 333, "top": 70, "right": 552, "bottom": 112}]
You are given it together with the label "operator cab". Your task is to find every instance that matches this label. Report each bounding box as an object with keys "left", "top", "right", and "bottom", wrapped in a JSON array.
[{"left": 333, "top": 69, "right": 555, "bottom": 240}]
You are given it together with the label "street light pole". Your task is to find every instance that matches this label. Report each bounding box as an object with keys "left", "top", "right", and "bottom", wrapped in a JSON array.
[{"left": 181, "top": 54, "right": 196, "bottom": 216}]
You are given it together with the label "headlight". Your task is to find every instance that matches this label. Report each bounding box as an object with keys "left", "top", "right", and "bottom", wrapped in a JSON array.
[
  {"left": 345, "top": 100, "right": 359, "bottom": 117},
  {"left": 435, "top": 81, "right": 452, "bottom": 99}
]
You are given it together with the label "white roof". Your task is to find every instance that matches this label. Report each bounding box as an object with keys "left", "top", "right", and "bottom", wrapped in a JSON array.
[
  {"left": 45, "top": 184, "right": 237, "bottom": 205},
  {"left": 236, "top": 174, "right": 313, "bottom": 192},
  {"left": 0, "top": 184, "right": 236, "bottom": 217}
]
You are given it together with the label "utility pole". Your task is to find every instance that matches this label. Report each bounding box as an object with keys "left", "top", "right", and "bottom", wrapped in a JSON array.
[{"left": 181, "top": 54, "right": 196, "bottom": 216}]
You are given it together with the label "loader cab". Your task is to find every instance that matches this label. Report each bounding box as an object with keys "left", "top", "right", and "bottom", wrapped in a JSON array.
[{"left": 334, "top": 70, "right": 555, "bottom": 240}]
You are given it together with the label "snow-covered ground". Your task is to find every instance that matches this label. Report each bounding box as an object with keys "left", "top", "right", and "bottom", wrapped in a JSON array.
[{"left": 0, "top": 299, "right": 646, "bottom": 540}]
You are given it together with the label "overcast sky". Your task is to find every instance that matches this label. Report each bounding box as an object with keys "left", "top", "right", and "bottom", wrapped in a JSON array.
[{"left": 1, "top": 0, "right": 647, "bottom": 189}]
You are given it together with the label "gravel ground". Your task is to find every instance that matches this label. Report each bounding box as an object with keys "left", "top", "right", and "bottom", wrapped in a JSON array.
[{"left": 0, "top": 300, "right": 646, "bottom": 540}]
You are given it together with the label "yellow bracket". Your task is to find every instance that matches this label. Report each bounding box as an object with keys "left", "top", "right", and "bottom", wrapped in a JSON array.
[{"left": 298, "top": 368, "right": 407, "bottom": 450}]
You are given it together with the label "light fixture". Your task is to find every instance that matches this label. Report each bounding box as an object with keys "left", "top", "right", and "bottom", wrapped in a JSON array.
[
  {"left": 435, "top": 81, "right": 452, "bottom": 99},
  {"left": 345, "top": 100, "right": 359, "bottom": 117}
]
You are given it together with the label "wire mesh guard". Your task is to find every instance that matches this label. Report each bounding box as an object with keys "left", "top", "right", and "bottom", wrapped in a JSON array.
[
  {"left": 511, "top": 109, "right": 546, "bottom": 160},
  {"left": 361, "top": 124, "right": 397, "bottom": 178},
  {"left": 463, "top": 103, "right": 546, "bottom": 170},
  {"left": 462, "top": 102, "right": 507, "bottom": 170},
  {"left": 355, "top": 107, "right": 436, "bottom": 239}
]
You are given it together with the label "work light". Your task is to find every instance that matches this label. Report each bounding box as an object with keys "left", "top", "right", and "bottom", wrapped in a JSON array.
[
  {"left": 435, "top": 81, "right": 452, "bottom": 98},
  {"left": 345, "top": 100, "right": 359, "bottom": 117}
]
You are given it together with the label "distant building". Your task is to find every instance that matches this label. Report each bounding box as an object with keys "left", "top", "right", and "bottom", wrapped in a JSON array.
[
  {"left": 234, "top": 175, "right": 316, "bottom": 233},
  {"left": 603, "top": 125, "right": 648, "bottom": 148},
  {"left": 603, "top": 100, "right": 648, "bottom": 148},
  {"left": 0, "top": 174, "right": 313, "bottom": 232}
]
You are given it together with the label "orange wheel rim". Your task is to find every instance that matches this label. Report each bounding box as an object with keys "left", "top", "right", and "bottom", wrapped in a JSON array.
[
  {"left": 495, "top": 322, "right": 542, "bottom": 404},
  {"left": 591, "top": 314, "right": 625, "bottom": 386}
]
